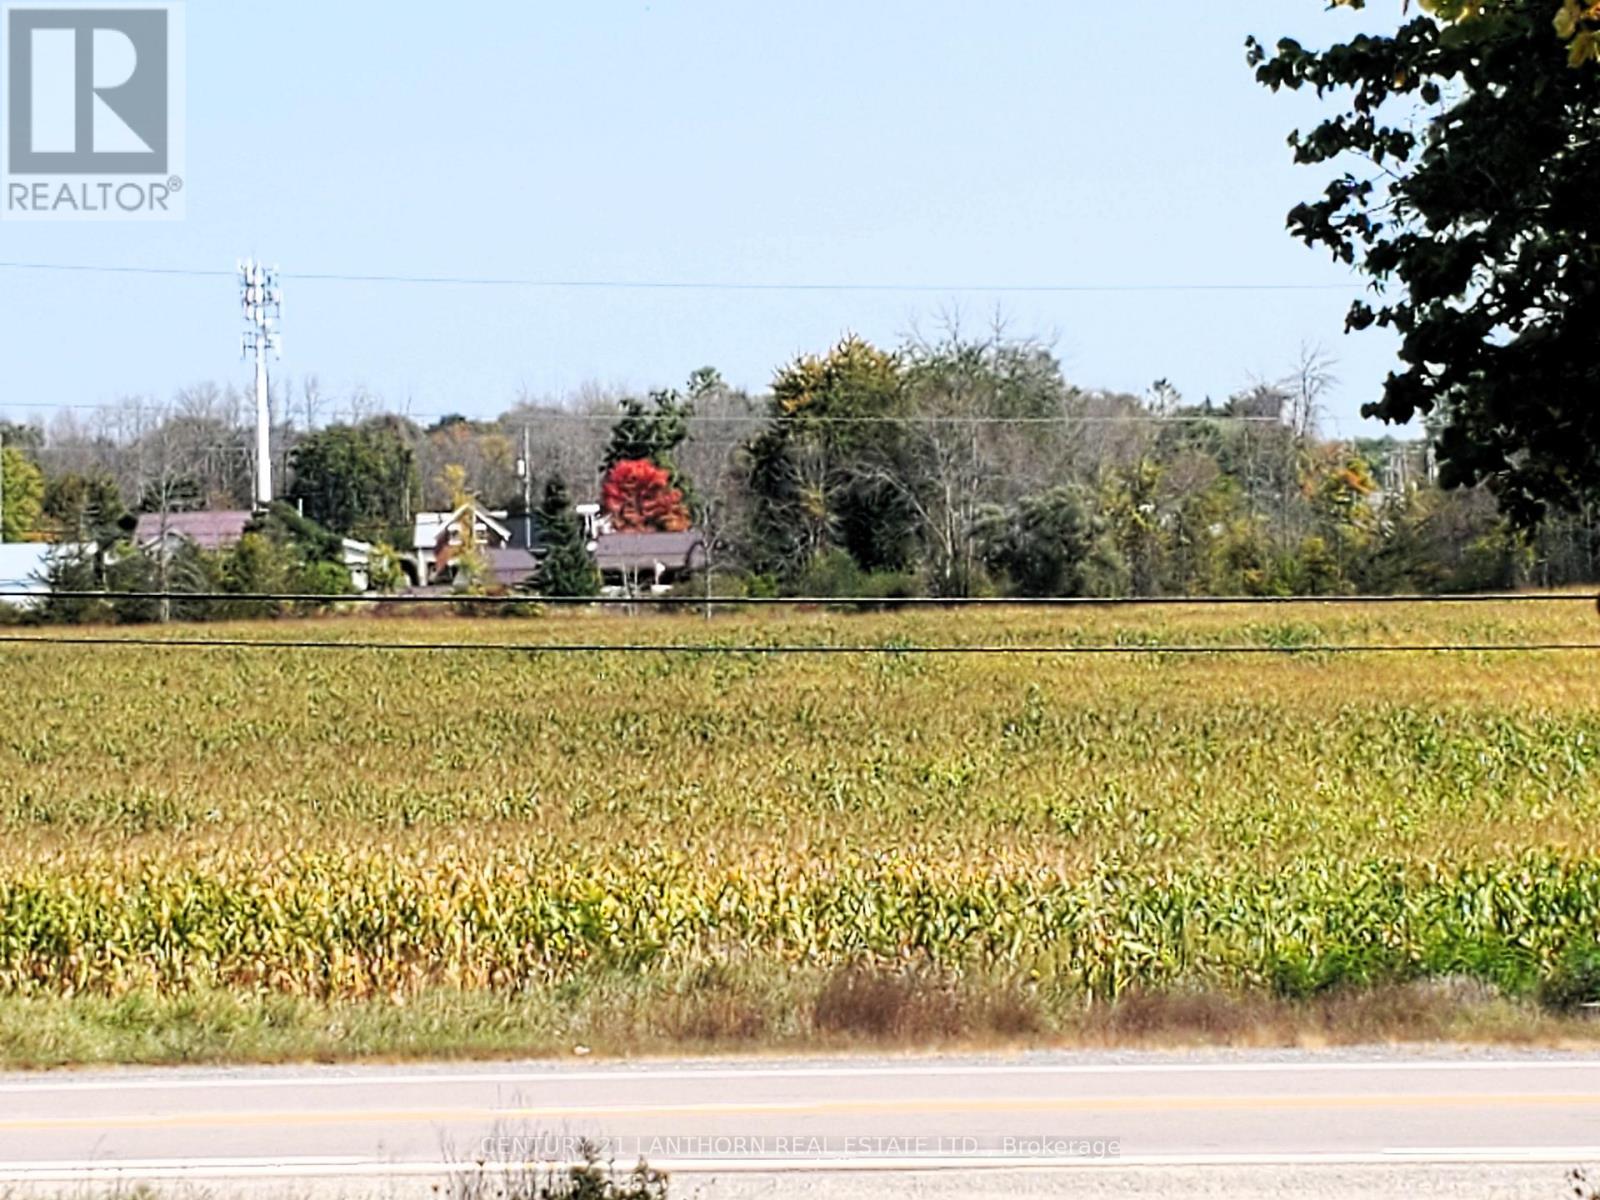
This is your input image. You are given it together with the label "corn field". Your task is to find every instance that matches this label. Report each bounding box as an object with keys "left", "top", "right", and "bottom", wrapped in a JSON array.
[
  {"left": 2, "top": 847, "right": 1598, "bottom": 1002},
  {"left": 2, "top": 602, "right": 1599, "bottom": 1013}
]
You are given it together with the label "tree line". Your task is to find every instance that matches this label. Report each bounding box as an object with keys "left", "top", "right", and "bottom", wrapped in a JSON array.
[{"left": 4, "top": 323, "right": 1596, "bottom": 621}]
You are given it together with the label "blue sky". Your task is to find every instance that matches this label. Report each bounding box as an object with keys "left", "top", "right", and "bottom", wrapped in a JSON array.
[{"left": 0, "top": 1, "right": 1404, "bottom": 436}]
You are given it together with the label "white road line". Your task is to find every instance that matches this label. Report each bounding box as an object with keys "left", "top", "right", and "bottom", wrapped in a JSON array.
[
  {"left": 2, "top": 1058, "right": 1597, "bottom": 1094},
  {"left": 5, "top": 1149, "right": 1600, "bottom": 1180},
  {"left": 6, "top": 1091, "right": 1600, "bottom": 1131}
]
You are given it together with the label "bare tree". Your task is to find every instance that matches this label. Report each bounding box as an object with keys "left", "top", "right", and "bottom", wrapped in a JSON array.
[
  {"left": 676, "top": 374, "right": 761, "bottom": 596},
  {"left": 880, "top": 323, "right": 1074, "bottom": 595},
  {"left": 500, "top": 383, "right": 621, "bottom": 506},
  {"left": 1283, "top": 343, "right": 1337, "bottom": 443},
  {"left": 172, "top": 381, "right": 252, "bottom": 506},
  {"left": 296, "top": 375, "right": 328, "bottom": 433}
]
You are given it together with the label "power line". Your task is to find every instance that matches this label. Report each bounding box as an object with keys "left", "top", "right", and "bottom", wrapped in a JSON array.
[
  {"left": 6, "top": 590, "right": 1595, "bottom": 608},
  {"left": 0, "top": 262, "right": 233, "bottom": 279},
  {"left": 4, "top": 405, "right": 1289, "bottom": 427},
  {"left": 408, "top": 412, "right": 1288, "bottom": 427},
  {"left": 0, "top": 259, "right": 1366, "bottom": 296},
  {"left": 0, "top": 633, "right": 1591, "bottom": 656},
  {"left": 297, "top": 275, "right": 1367, "bottom": 296}
]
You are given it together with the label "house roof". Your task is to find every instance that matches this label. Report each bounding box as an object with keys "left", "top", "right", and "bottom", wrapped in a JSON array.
[
  {"left": 412, "top": 505, "right": 512, "bottom": 551},
  {"left": 483, "top": 547, "right": 540, "bottom": 586},
  {"left": 593, "top": 530, "right": 707, "bottom": 573},
  {"left": 133, "top": 510, "right": 253, "bottom": 551},
  {"left": 411, "top": 513, "right": 447, "bottom": 551}
]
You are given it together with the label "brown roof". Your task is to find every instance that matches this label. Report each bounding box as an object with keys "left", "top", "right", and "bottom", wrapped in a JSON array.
[
  {"left": 483, "top": 547, "right": 539, "bottom": 587},
  {"left": 593, "top": 530, "right": 707, "bottom": 573},
  {"left": 134, "top": 510, "right": 253, "bottom": 551}
]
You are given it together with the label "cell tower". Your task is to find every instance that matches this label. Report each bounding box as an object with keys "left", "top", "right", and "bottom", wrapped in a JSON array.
[{"left": 239, "top": 259, "right": 283, "bottom": 509}]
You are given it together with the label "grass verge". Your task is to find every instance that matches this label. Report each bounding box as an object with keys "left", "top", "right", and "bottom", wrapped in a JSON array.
[{"left": 2, "top": 967, "right": 1597, "bottom": 1069}]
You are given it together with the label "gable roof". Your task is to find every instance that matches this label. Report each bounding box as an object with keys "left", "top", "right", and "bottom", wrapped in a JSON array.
[
  {"left": 413, "top": 504, "right": 513, "bottom": 551},
  {"left": 133, "top": 510, "right": 253, "bottom": 551},
  {"left": 593, "top": 530, "right": 707, "bottom": 573}
]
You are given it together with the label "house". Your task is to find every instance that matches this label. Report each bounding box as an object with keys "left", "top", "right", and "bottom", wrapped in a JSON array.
[
  {"left": 490, "top": 506, "right": 545, "bottom": 590},
  {"left": 131, "top": 511, "right": 375, "bottom": 593},
  {"left": 407, "top": 503, "right": 515, "bottom": 586},
  {"left": 594, "top": 530, "right": 708, "bottom": 593},
  {"left": 340, "top": 538, "right": 375, "bottom": 593},
  {"left": 133, "top": 510, "right": 253, "bottom": 555},
  {"left": 0, "top": 543, "right": 93, "bottom": 609}
]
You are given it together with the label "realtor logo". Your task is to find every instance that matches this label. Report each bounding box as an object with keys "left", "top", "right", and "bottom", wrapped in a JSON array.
[{"left": 2, "top": 2, "right": 185, "bottom": 220}]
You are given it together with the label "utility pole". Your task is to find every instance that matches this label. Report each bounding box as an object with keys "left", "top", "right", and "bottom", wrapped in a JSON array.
[
  {"left": 0, "top": 429, "right": 6, "bottom": 544},
  {"left": 239, "top": 259, "right": 283, "bottom": 510},
  {"left": 518, "top": 426, "right": 534, "bottom": 548}
]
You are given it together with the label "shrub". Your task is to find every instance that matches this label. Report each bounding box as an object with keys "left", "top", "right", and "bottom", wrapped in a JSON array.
[
  {"left": 1539, "top": 943, "right": 1600, "bottom": 1012},
  {"left": 449, "top": 1143, "right": 668, "bottom": 1200}
]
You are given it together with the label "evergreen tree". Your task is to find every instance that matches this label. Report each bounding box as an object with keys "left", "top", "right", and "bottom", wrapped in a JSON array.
[
  {"left": 602, "top": 389, "right": 692, "bottom": 478},
  {"left": 36, "top": 547, "right": 108, "bottom": 625},
  {"left": 43, "top": 472, "right": 124, "bottom": 543},
  {"left": 538, "top": 478, "right": 599, "bottom": 597}
]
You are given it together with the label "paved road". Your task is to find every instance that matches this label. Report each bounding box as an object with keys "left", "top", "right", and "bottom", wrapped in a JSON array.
[{"left": 1, "top": 1052, "right": 1599, "bottom": 1197}]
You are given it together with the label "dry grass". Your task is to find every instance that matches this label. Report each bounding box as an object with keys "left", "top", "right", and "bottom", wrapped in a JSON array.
[
  {"left": 1071, "top": 978, "right": 1564, "bottom": 1049},
  {"left": 0, "top": 966, "right": 1595, "bottom": 1069}
]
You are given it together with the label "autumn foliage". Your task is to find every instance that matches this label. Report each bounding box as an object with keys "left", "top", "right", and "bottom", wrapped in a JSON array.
[{"left": 601, "top": 459, "right": 691, "bottom": 532}]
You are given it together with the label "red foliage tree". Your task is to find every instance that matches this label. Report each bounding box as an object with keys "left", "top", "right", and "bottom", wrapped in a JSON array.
[{"left": 601, "top": 458, "right": 690, "bottom": 532}]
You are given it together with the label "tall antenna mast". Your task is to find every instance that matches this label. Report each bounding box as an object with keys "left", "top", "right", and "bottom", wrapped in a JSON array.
[{"left": 239, "top": 259, "right": 283, "bottom": 509}]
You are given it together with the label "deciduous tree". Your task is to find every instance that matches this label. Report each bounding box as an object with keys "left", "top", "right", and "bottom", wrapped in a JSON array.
[
  {"left": 1, "top": 446, "right": 44, "bottom": 541},
  {"left": 1250, "top": 1, "right": 1600, "bottom": 523},
  {"left": 745, "top": 336, "right": 917, "bottom": 578},
  {"left": 287, "top": 419, "right": 419, "bottom": 540},
  {"left": 601, "top": 459, "right": 690, "bottom": 533}
]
